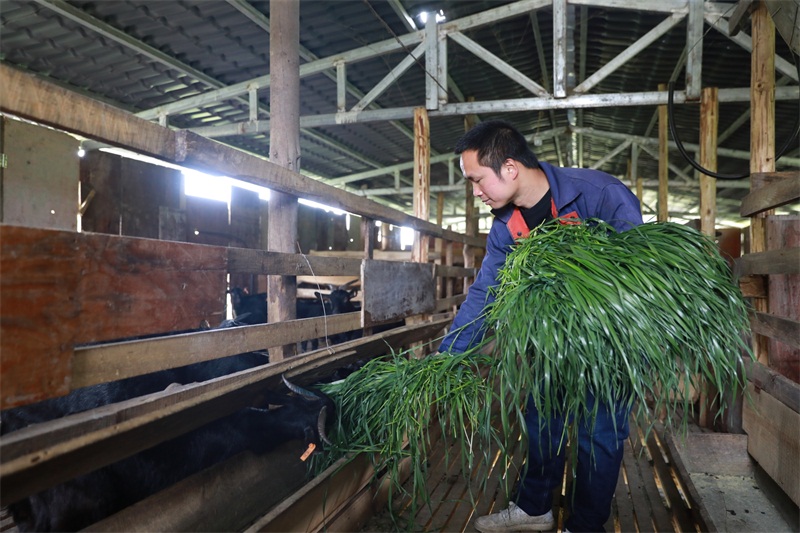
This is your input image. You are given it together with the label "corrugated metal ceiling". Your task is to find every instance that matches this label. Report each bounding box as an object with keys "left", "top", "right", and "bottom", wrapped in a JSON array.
[{"left": 1, "top": 0, "right": 797, "bottom": 226}]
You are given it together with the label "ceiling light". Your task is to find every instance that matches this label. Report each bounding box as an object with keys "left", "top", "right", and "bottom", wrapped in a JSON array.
[{"left": 418, "top": 9, "right": 446, "bottom": 25}]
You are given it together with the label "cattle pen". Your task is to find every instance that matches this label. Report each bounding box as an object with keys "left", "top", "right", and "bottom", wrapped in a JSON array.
[
  {"left": 0, "top": 63, "right": 489, "bottom": 532},
  {"left": 2, "top": 1, "right": 799, "bottom": 532}
]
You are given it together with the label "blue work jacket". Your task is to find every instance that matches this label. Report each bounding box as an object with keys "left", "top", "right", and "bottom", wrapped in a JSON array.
[{"left": 438, "top": 161, "right": 643, "bottom": 355}]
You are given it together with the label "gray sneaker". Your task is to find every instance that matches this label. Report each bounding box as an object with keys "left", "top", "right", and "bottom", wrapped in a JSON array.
[{"left": 474, "top": 502, "right": 555, "bottom": 532}]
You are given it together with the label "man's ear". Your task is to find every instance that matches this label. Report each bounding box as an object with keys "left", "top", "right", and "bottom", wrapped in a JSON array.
[{"left": 503, "top": 158, "right": 519, "bottom": 180}]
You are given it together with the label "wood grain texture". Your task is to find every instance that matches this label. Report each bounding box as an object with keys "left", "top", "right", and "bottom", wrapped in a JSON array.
[{"left": 1, "top": 225, "right": 81, "bottom": 408}]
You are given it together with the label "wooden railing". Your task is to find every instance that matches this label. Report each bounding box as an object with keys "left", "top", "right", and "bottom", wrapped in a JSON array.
[
  {"left": 735, "top": 170, "right": 800, "bottom": 508},
  {"left": 0, "top": 63, "right": 484, "bottom": 530}
]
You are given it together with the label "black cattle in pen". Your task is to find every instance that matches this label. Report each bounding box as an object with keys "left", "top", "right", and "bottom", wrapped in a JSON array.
[
  {"left": 228, "top": 287, "right": 268, "bottom": 325},
  {"left": 0, "top": 346, "right": 334, "bottom": 532},
  {"left": 228, "top": 281, "right": 361, "bottom": 350},
  {"left": 313, "top": 280, "right": 361, "bottom": 345}
]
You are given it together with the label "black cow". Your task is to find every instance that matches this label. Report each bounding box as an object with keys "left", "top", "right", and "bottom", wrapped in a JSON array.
[
  {"left": 1, "top": 350, "right": 333, "bottom": 532},
  {"left": 228, "top": 283, "right": 361, "bottom": 351},
  {"left": 314, "top": 280, "right": 360, "bottom": 345},
  {"left": 228, "top": 287, "right": 268, "bottom": 325}
]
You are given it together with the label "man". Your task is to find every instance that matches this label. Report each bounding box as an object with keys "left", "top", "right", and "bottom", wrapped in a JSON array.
[{"left": 438, "top": 120, "right": 643, "bottom": 532}]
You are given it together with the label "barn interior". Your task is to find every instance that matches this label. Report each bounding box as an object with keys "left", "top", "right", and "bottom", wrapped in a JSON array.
[{"left": 0, "top": 0, "right": 798, "bottom": 532}]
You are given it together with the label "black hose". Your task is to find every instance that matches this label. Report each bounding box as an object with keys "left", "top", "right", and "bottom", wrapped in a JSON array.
[{"left": 666, "top": 52, "right": 800, "bottom": 180}]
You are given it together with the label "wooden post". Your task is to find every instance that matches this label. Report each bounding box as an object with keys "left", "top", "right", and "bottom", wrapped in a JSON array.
[
  {"left": 463, "top": 101, "right": 479, "bottom": 292},
  {"left": 361, "top": 216, "right": 374, "bottom": 338},
  {"left": 410, "top": 107, "right": 430, "bottom": 357},
  {"left": 361, "top": 217, "right": 374, "bottom": 260},
  {"left": 698, "top": 86, "right": 719, "bottom": 428},
  {"left": 699, "top": 87, "right": 718, "bottom": 237},
  {"left": 435, "top": 192, "right": 444, "bottom": 298},
  {"left": 445, "top": 225, "right": 455, "bottom": 314},
  {"left": 750, "top": 3, "right": 775, "bottom": 366},
  {"left": 631, "top": 143, "right": 644, "bottom": 212},
  {"left": 658, "top": 83, "right": 669, "bottom": 222},
  {"left": 380, "top": 222, "right": 390, "bottom": 251},
  {"left": 267, "top": 0, "right": 300, "bottom": 361},
  {"left": 411, "top": 107, "right": 430, "bottom": 265}
]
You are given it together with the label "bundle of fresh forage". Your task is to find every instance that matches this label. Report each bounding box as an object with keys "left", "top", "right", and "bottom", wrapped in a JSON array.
[
  {"left": 317, "top": 349, "right": 496, "bottom": 517},
  {"left": 317, "top": 220, "right": 750, "bottom": 519},
  {"left": 486, "top": 219, "right": 751, "bottom": 447}
]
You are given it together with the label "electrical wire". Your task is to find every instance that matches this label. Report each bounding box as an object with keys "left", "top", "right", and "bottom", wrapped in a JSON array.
[{"left": 667, "top": 51, "right": 800, "bottom": 180}]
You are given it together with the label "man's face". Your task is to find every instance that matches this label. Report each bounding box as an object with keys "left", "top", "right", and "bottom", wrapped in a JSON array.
[{"left": 460, "top": 149, "right": 515, "bottom": 210}]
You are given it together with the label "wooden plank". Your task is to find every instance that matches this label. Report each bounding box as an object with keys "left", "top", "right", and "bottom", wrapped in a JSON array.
[
  {"left": 84, "top": 443, "right": 308, "bottom": 532},
  {"left": 297, "top": 275, "right": 360, "bottom": 288},
  {"left": 0, "top": 63, "right": 484, "bottom": 249},
  {"left": 734, "top": 247, "right": 800, "bottom": 277},
  {"left": 739, "top": 274, "right": 767, "bottom": 298},
  {"left": 668, "top": 428, "right": 796, "bottom": 531},
  {"left": 743, "top": 383, "right": 800, "bottom": 506},
  {"left": 434, "top": 294, "right": 467, "bottom": 312},
  {"left": 746, "top": 357, "right": 800, "bottom": 414},
  {"left": 0, "top": 63, "right": 177, "bottom": 160},
  {"left": 77, "top": 231, "right": 227, "bottom": 343},
  {"left": 414, "top": 443, "right": 465, "bottom": 530},
  {"left": 72, "top": 313, "right": 362, "bottom": 388},
  {"left": 81, "top": 150, "right": 122, "bottom": 234},
  {"left": 466, "top": 436, "right": 525, "bottom": 532},
  {"left": 425, "top": 428, "right": 503, "bottom": 532},
  {"left": 247, "top": 454, "right": 375, "bottom": 532},
  {"left": 1, "top": 226, "right": 236, "bottom": 406},
  {"left": 310, "top": 249, "right": 443, "bottom": 261},
  {"left": 323, "top": 456, "right": 414, "bottom": 533},
  {"left": 628, "top": 427, "right": 674, "bottom": 532},
  {"left": 230, "top": 248, "right": 363, "bottom": 276},
  {"left": 120, "top": 157, "right": 183, "bottom": 240},
  {"left": 749, "top": 311, "right": 800, "bottom": 352},
  {"left": 3, "top": 118, "right": 78, "bottom": 231},
  {"left": 662, "top": 433, "right": 717, "bottom": 532},
  {"left": 741, "top": 171, "right": 800, "bottom": 216},
  {"left": 621, "top": 439, "right": 656, "bottom": 532},
  {"left": 0, "top": 318, "right": 451, "bottom": 505},
  {"left": 765, "top": 215, "right": 800, "bottom": 383},
  {"left": 0, "top": 363, "right": 283, "bottom": 506},
  {"left": 434, "top": 264, "right": 478, "bottom": 278},
  {"left": 362, "top": 260, "right": 435, "bottom": 327},
  {"left": 640, "top": 423, "right": 696, "bottom": 533},
  {"left": 1, "top": 226, "right": 81, "bottom": 409},
  {"left": 613, "top": 462, "right": 638, "bottom": 533}
]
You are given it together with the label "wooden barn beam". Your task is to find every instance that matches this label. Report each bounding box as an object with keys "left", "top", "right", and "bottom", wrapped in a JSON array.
[
  {"left": 0, "top": 65, "right": 484, "bottom": 249},
  {"left": 463, "top": 103, "right": 479, "bottom": 292},
  {"left": 267, "top": 0, "right": 301, "bottom": 361},
  {"left": 658, "top": 83, "right": 669, "bottom": 222},
  {"left": 412, "top": 107, "right": 431, "bottom": 265},
  {"left": 749, "top": 2, "right": 776, "bottom": 365},
  {"left": 699, "top": 86, "right": 718, "bottom": 236}
]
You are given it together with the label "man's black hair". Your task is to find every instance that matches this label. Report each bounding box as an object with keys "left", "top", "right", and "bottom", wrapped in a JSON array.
[{"left": 454, "top": 120, "right": 540, "bottom": 174}]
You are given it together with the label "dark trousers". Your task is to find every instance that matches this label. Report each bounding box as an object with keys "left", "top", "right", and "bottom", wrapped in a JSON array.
[{"left": 515, "top": 393, "right": 630, "bottom": 533}]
